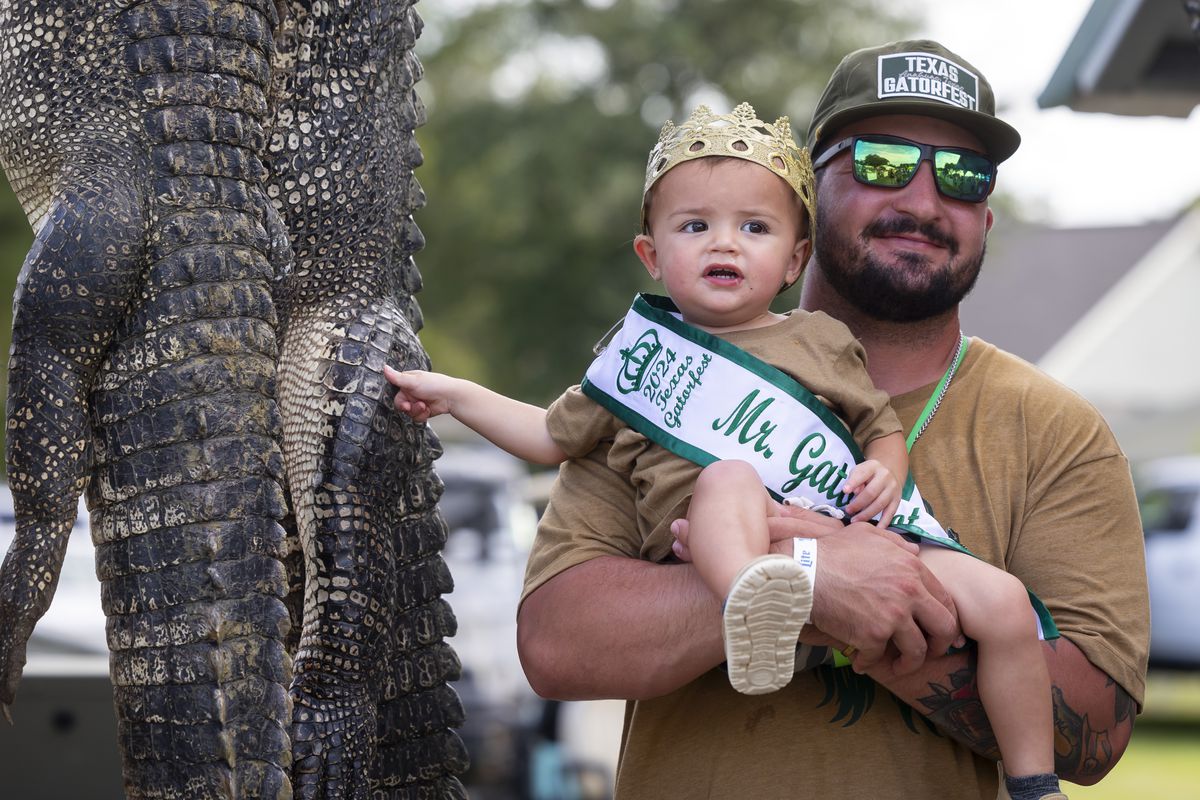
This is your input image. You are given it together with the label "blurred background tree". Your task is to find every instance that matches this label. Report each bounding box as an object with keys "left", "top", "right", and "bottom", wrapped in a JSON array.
[
  {"left": 412, "top": 0, "right": 913, "bottom": 404},
  {"left": 0, "top": 180, "right": 30, "bottom": 454},
  {"left": 0, "top": 0, "right": 916, "bottom": 464}
]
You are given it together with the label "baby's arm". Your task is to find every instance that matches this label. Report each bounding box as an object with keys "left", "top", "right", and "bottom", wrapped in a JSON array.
[
  {"left": 382, "top": 365, "right": 568, "bottom": 465},
  {"left": 843, "top": 431, "right": 907, "bottom": 525}
]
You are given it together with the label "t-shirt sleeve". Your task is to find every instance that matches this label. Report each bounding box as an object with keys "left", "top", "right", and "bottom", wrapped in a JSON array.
[
  {"left": 519, "top": 440, "right": 643, "bottom": 606},
  {"left": 1007, "top": 397, "right": 1149, "bottom": 707},
  {"left": 545, "top": 384, "right": 622, "bottom": 458}
]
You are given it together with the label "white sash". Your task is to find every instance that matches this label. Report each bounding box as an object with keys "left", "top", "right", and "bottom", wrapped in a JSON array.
[
  {"left": 582, "top": 294, "right": 1058, "bottom": 639},
  {"left": 583, "top": 294, "right": 953, "bottom": 542}
]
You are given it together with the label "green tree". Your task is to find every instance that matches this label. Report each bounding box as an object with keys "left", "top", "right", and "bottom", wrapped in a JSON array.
[
  {"left": 0, "top": 180, "right": 32, "bottom": 475},
  {"left": 413, "top": 0, "right": 914, "bottom": 404}
]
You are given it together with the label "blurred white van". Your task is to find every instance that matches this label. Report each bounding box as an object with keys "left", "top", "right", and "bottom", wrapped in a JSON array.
[{"left": 1137, "top": 456, "right": 1200, "bottom": 668}]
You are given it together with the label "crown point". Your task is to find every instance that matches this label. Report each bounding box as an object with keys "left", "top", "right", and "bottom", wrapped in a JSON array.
[
  {"left": 641, "top": 99, "right": 816, "bottom": 230},
  {"left": 657, "top": 119, "right": 676, "bottom": 143}
]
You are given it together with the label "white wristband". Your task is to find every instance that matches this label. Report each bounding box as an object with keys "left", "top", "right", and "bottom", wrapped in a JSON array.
[{"left": 793, "top": 537, "right": 817, "bottom": 620}]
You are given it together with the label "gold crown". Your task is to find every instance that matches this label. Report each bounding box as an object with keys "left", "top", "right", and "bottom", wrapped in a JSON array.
[{"left": 642, "top": 102, "right": 815, "bottom": 229}]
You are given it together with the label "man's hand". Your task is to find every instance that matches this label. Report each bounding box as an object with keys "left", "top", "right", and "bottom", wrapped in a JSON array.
[{"left": 672, "top": 504, "right": 959, "bottom": 675}]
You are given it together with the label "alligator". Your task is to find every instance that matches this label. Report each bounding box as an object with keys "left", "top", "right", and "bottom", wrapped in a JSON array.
[{"left": 0, "top": 1, "right": 467, "bottom": 797}]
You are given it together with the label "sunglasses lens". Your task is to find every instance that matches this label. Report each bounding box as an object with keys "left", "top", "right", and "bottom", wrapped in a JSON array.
[
  {"left": 852, "top": 139, "right": 921, "bottom": 188},
  {"left": 849, "top": 136, "right": 995, "bottom": 203},
  {"left": 934, "top": 150, "right": 993, "bottom": 202}
]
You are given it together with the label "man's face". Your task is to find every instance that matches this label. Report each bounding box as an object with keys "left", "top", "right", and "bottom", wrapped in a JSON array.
[{"left": 812, "top": 114, "right": 994, "bottom": 323}]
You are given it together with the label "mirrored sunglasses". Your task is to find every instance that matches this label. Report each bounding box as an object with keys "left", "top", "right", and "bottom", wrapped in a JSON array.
[{"left": 812, "top": 134, "right": 996, "bottom": 203}]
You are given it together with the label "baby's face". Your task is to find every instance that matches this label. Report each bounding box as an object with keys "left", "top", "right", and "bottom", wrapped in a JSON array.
[{"left": 635, "top": 158, "right": 810, "bottom": 334}]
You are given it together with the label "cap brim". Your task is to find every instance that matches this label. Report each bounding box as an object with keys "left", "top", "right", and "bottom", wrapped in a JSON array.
[{"left": 812, "top": 101, "right": 1021, "bottom": 163}]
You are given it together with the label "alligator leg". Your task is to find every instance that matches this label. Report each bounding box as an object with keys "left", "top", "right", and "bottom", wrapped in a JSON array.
[
  {"left": 280, "top": 300, "right": 465, "bottom": 799},
  {"left": 2, "top": 1, "right": 465, "bottom": 795},
  {"left": 1, "top": 170, "right": 146, "bottom": 715}
]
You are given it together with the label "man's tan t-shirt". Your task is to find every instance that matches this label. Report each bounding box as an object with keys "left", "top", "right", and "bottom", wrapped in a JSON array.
[{"left": 520, "top": 338, "right": 1149, "bottom": 799}]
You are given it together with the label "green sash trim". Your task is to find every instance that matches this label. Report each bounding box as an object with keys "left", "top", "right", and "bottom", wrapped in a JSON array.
[
  {"left": 583, "top": 293, "right": 1059, "bottom": 640},
  {"left": 585, "top": 293, "right": 864, "bottom": 466}
]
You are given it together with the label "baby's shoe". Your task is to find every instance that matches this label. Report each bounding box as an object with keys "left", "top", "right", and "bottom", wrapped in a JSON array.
[{"left": 723, "top": 554, "right": 812, "bottom": 695}]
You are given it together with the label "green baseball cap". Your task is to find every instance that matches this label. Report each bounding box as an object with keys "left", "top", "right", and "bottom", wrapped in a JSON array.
[{"left": 807, "top": 39, "right": 1021, "bottom": 163}]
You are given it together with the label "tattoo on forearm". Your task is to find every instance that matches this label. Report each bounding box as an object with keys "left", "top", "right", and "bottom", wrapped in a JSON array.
[
  {"left": 916, "top": 648, "right": 1133, "bottom": 778},
  {"left": 915, "top": 651, "right": 1001, "bottom": 760},
  {"left": 1052, "top": 680, "right": 1132, "bottom": 779},
  {"left": 1114, "top": 681, "right": 1135, "bottom": 724}
]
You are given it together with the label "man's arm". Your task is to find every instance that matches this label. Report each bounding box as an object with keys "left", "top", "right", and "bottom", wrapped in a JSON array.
[
  {"left": 518, "top": 510, "right": 961, "bottom": 701},
  {"left": 863, "top": 635, "right": 1135, "bottom": 784},
  {"left": 517, "top": 442, "right": 724, "bottom": 701},
  {"left": 517, "top": 556, "right": 725, "bottom": 700}
]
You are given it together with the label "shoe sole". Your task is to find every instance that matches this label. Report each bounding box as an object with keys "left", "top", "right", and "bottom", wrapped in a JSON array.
[{"left": 723, "top": 555, "right": 812, "bottom": 695}]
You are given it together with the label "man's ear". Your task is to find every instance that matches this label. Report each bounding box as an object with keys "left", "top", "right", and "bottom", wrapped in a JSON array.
[
  {"left": 634, "top": 233, "right": 660, "bottom": 280},
  {"left": 984, "top": 207, "right": 994, "bottom": 233}
]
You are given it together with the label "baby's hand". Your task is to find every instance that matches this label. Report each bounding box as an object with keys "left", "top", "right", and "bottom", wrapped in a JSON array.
[
  {"left": 382, "top": 365, "right": 457, "bottom": 423},
  {"left": 842, "top": 460, "right": 901, "bottom": 526}
]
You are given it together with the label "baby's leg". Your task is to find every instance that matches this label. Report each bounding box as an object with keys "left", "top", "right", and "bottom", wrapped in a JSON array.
[
  {"left": 919, "top": 546, "right": 1055, "bottom": 781},
  {"left": 687, "top": 461, "right": 810, "bottom": 695},
  {"left": 687, "top": 460, "right": 777, "bottom": 595}
]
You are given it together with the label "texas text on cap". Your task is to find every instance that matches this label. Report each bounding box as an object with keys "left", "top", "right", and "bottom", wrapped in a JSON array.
[{"left": 807, "top": 39, "right": 1021, "bottom": 163}]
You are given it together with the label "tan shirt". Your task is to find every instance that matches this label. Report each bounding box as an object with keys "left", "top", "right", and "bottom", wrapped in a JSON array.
[
  {"left": 544, "top": 310, "right": 900, "bottom": 561},
  {"left": 521, "top": 338, "right": 1149, "bottom": 799}
]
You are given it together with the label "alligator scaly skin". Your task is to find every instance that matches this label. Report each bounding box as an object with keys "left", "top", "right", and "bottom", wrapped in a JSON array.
[
  {"left": 0, "top": 1, "right": 466, "bottom": 797},
  {"left": 269, "top": 3, "right": 467, "bottom": 796},
  {"left": 0, "top": 1, "right": 293, "bottom": 796}
]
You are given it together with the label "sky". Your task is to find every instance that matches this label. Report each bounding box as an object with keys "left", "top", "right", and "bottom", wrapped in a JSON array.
[{"left": 908, "top": 0, "right": 1200, "bottom": 228}]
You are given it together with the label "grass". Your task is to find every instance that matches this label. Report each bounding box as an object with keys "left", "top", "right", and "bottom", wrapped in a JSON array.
[{"left": 1064, "top": 670, "right": 1200, "bottom": 798}]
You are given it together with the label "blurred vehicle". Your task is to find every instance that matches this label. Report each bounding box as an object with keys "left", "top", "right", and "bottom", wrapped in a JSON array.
[
  {"left": 434, "top": 437, "right": 543, "bottom": 796},
  {"left": 436, "top": 422, "right": 618, "bottom": 798},
  {"left": 434, "top": 420, "right": 615, "bottom": 799},
  {"left": 1137, "top": 456, "right": 1200, "bottom": 669}
]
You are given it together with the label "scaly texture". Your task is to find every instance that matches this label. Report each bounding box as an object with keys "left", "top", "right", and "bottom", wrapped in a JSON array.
[
  {"left": 0, "top": 0, "right": 465, "bottom": 797},
  {"left": 0, "top": 1, "right": 295, "bottom": 795},
  {"left": 269, "top": 2, "right": 467, "bottom": 796}
]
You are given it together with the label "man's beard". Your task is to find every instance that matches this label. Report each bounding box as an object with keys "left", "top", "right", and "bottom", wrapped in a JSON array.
[{"left": 814, "top": 212, "right": 985, "bottom": 323}]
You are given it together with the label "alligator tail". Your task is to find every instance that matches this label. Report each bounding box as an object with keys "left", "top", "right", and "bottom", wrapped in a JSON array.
[{"left": 270, "top": 2, "right": 468, "bottom": 796}]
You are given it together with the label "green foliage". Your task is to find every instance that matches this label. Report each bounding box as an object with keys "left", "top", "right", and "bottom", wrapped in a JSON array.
[
  {"left": 0, "top": 178, "right": 32, "bottom": 471},
  {"left": 413, "top": 0, "right": 913, "bottom": 404}
]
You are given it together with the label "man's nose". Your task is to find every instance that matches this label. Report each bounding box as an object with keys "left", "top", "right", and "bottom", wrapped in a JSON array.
[{"left": 892, "top": 160, "right": 944, "bottom": 219}]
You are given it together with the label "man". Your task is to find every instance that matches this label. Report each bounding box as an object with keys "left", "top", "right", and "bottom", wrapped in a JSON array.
[{"left": 516, "top": 40, "right": 1148, "bottom": 799}]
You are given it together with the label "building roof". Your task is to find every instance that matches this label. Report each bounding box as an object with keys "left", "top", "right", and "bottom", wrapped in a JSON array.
[
  {"left": 961, "top": 214, "right": 1174, "bottom": 363},
  {"left": 1038, "top": 0, "right": 1200, "bottom": 117},
  {"left": 1038, "top": 207, "right": 1200, "bottom": 412},
  {"left": 963, "top": 209, "right": 1200, "bottom": 460}
]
